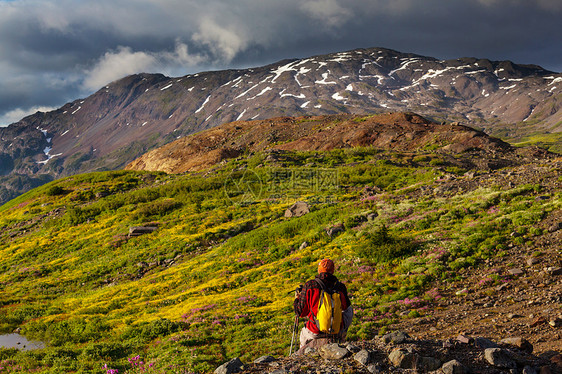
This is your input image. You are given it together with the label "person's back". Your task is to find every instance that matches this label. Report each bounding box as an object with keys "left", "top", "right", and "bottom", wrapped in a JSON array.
[{"left": 293, "top": 259, "right": 353, "bottom": 352}]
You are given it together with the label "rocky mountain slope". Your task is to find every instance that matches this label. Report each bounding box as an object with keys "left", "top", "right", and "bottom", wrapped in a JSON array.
[
  {"left": 125, "top": 112, "right": 540, "bottom": 174},
  {"left": 1, "top": 47, "right": 561, "bottom": 204}
]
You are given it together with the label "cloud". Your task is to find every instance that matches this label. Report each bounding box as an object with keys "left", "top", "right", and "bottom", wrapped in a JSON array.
[
  {"left": 300, "top": 0, "right": 352, "bottom": 28},
  {"left": 0, "top": 106, "right": 59, "bottom": 126},
  {"left": 0, "top": 0, "right": 561, "bottom": 126},
  {"left": 192, "top": 18, "right": 249, "bottom": 62},
  {"left": 83, "top": 41, "right": 206, "bottom": 91}
]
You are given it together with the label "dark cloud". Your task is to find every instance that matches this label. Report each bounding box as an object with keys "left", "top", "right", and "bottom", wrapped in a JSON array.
[{"left": 0, "top": 0, "right": 560, "bottom": 125}]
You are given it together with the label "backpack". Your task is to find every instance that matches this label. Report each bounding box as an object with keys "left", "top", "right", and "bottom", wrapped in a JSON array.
[{"left": 313, "top": 278, "right": 343, "bottom": 334}]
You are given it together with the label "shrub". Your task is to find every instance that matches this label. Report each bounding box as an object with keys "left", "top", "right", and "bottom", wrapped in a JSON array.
[
  {"left": 357, "top": 225, "right": 418, "bottom": 262},
  {"left": 46, "top": 185, "right": 66, "bottom": 196}
]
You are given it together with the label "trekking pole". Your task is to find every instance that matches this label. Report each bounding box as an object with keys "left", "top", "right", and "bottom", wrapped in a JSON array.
[{"left": 289, "top": 314, "right": 298, "bottom": 356}]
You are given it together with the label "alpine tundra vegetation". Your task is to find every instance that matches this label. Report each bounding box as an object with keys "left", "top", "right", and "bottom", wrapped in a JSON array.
[{"left": 0, "top": 112, "right": 561, "bottom": 372}]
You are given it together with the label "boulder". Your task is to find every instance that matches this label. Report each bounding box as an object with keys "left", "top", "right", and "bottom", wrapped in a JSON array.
[
  {"left": 325, "top": 222, "right": 345, "bottom": 237},
  {"left": 484, "top": 348, "right": 517, "bottom": 369},
  {"left": 442, "top": 359, "right": 469, "bottom": 374},
  {"left": 418, "top": 356, "right": 441, "bottom": 371},
  {"left": 388, "top": 347, "right": 418, "bottom": 369},
  {"left": 214, "top": 357, "right": 244, "bottom": 374},
  {"left": 253, "top": 355, "right": 276, "bottom": 364},
  {"left": 500, "top": 337, "right": 533, "bottom": 353},
  {"left": 382, "top": 331, "right": 411, "bottom": 344},
  {"left": 284, "top": 201, "right": 310, "bottom": 218},
  {"left": 318, "top": 343, "right": 350, "bottom": 360},
  {"left": 354, "top": 349, "right": 372, "bottom": 366}
]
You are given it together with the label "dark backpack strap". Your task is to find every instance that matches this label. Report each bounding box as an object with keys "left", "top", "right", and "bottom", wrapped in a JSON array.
[{"left": 314, "top": 278, "right": 334, "bottom": 293}]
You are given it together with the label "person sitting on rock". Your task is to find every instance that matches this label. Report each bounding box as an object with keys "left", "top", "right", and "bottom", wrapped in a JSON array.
[{"left": 294, "top": 258, "right": 353, "bottom": 352}]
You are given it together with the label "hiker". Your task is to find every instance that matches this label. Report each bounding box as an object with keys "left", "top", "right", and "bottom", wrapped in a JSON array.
[{"left": 293, "top": 259, "right": 353, "bottom": 352}]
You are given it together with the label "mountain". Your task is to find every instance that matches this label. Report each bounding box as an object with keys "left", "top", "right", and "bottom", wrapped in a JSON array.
[{"left": 1, "top": 47, "right": 561, "bottom": 204}]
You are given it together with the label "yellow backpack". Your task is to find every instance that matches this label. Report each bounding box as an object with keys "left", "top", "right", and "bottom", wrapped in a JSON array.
[{"left": 313, "top": 279, "right": 343, "bottom": 334}]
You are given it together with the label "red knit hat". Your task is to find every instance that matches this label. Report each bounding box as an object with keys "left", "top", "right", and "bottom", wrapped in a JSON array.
[{"left": 318, "top": 259, "right": 335, "bottom": 274}]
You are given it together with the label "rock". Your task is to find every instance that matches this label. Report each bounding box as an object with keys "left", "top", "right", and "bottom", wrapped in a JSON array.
[
  {"left": 215, "top": 357, "right": 244, "bottom": 374},
  {"left": 550, "top": 317, "right": 562, "bottom": 327},
  {"left": 388, "top": 347, "right": 418, "bottom": 369},
  {"left": 270, "top": 370, "right": 287, "bottom": 374},
  {"left": 441, "top": 359, "right": 469, "bottom": 374},
  {"left": 382, "top": 331, "right": 410, "bottom": 344},
  {"left": 551, "top": 353, "right": 562, "bottom": 367},
  {"left": 345, "top": 343, "right": 361, "bottom": 353},
  {"left": 303, "top": 347, "right": 316, "bottom": 355},
  {"left": 367, "top": 212, "right": 378, "bottom": 221},
  {"left": 530, "top": 316, "right": 547, "bottom": 327},
  {"left": 523, "top": 365, "right": 538, "bottom": 374},
  {"left": 128, "top": 225, "right": 158, "bottom": 236},
  {"left": 367, "top": 363, "right": 383, "bottom": 373},
  {"left": 484, "top": 348, "right": 517, "bottom": 369},
  {"left": 527, "top": 257, "right": 541, "bottom": 266},
  {"left": 455, "top": 288, "right": 468, "bottom": 296},
  {"left": 284, "top": 201, "right": 310, "bottom": 218},
  {"left": 546, "top": 266, "right": 562, "bottom": 276},
  {"left": 500, "top": 337, "right": 533, "bottom": 353},
  {"left": 253, "top": 355, "right": 276, "bottom": 364},
  {"left": 318, "top": 343, "right": 350, "bottom": 360},
  {"left": 325, "top": 222, "right": 345, "bottom": 237},
  {"left": 418, "top": 356, "right": 441, "bottom": 371},
  {"left": 508, "top": 268, "right": 524, "bottom": 276},
  {"left": 547, "top": 222, "right": 562, "bottom": 233},
  {"left": 299, "top": 241, "right": 309, "bottom": 250},
  {"left": 457, "top": 334, "right": 473, "bottom": 344},
  {"left": 354, "top": 349, "right": 372, "bottom": 366}
]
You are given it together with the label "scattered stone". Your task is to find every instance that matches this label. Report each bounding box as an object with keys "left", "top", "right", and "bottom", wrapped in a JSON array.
[
  {"left": 442, "top": 359, "right": 469, "bottom": 374},
  {"left": 215, "top": 357, "right": 244, "bottom": 374},
  {"left": 270, "top": 370, "right": 287, "bottom": 374},
  {"left": 484, "top": 348, "right": 517, "bottom": 369},
  {"left": 318, "top": 344, "right": 350, "bottom": 360},
  {"left": 354, "top": 349, "right": 372, "bottom": 366},
  {"left": 303, "top": 347, "right": 316, "bottom": 355},
  {"left": 367, "top": 212, "right": 379, "bottom": 221},
  {"left": 367, "top": 363, "right": 383, "bottom": 373},
  {"left": 128, "top": 225, "right": 158, "bottom": 237},
  {"left": 455, "top": 288, "right": 468, "bottom": 296},
  {"left": 284, "top": 201, "right": 310, "bottom": 218},
  {"left": 382, "top": 331, "right": 410, "bottom": 344},
  {"left": 474, "top": 337, "right": 499, "bottom": 349},
  {"left": 253, "top": 355, "right": 276, "bottom": 364},
  {"left": 546, "top": 266, "right": 562, "bottom": 276},
  {"left": 299, "top": 241, "right": 309, "bottom": 250},
  {"left": 500, "top": 337, "right": 533, "bottom": 353},
  {"left": 457, "top": 334, "right": 473, "bottom": 344},
  {"left": 508, "top": 313, "right": 522, "bottom": 319},
  {"left": 523, "top": 366, "right": 539, "bottom": 374},
  {"left": 547, "top": 222, "right": 562, "bottom": 233},
  {"left": 508, "top": 268, "right": 524, "bottom": 276},
  {"left": 345, "top": 343, "right": 361, "bottom": 353},
  {"left": 549, "top": 317, "right": 562, "bottom": 327},
  {"left": 388, "top": 347, "right": 418, "bottom": 369},
  {"left": 527, "top": 257, "right": 541, "bottom": 266},
  {"left": 530, "top": 316, "right": 547, "bottom": 327},
  {"left": 418, "top": 356, "right": 441, "bottom": 371},
  {"left": 325, "top": 222, "right": 345, "bottom": 237}
]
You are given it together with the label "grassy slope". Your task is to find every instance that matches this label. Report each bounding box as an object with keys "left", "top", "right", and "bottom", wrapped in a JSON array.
[{"left": 0, "top": 148, "right": 559, "bottom": 373}]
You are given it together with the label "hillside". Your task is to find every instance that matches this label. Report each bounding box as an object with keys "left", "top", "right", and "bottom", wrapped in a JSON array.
[
  {"left": 1, "top": 46, "right": 561, "bottom": 204},
  {"left": 125, "top": 112, "right": 534, "bottom": 174},
  {"left": 0, "top": 124, "right": 561, "bottom": 372}
]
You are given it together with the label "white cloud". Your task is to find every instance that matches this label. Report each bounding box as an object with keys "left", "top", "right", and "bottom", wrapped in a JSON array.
[
  {"left": 83, "top": 41, "right": 205, "bottom": 91},
  {"left": 192, "top": 18, "right": 249, "bottom": 62},
  {"left": 0, "top": 106, "right": 58, "bottom": 127},
  {"left": 300, "top": 0, "right": 352, "bottom": 28}
]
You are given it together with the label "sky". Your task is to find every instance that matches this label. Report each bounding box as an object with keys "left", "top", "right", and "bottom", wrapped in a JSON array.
[{"left": 0, "top": 0, "right": 561, "bottom": 126}]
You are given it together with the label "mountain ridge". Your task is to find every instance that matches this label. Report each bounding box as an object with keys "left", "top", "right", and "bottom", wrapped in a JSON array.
[{"left": 1, "top": 46, "right": 561, "bottom": 204}]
